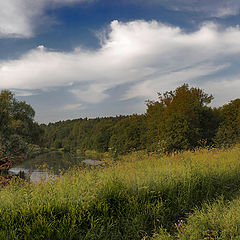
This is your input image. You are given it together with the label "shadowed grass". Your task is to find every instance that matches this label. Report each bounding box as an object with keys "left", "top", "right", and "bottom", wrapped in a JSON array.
[{"left": 1, "top": 146, "right": 240, "bottom": 239}]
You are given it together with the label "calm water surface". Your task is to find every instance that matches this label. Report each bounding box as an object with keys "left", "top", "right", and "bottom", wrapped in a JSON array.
[{"left": 8, "top": 152, "right": 102, "bottom": 182}]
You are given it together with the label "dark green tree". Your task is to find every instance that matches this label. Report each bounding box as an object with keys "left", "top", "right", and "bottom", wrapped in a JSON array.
[
  {"left": 109, "top": 115, "right": 145, "bottom": 155},
  {"left": 145, "top": 84, "right": 218, "bottom": 152},
  {"left": 214, "top": 99, "right": 240, "bottom": 146},
  {"left": 0, "top": 90, "right": 42, "bottom": 157}
]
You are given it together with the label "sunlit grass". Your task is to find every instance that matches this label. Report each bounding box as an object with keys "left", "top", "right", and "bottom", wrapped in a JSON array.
[
  {"left": 172, "top": 196, "right": 240, "bottom": 240},
  {"left": 1, "top": 146, "right": 240, "bottom": 239}
]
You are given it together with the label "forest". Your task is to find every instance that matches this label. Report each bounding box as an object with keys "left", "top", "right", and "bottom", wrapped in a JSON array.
[
  {"left": 1, "top": 83, "right": 240, "bottom": 163},
  {"left": 42, "top": 84, "right": 240, "bottom": 155}
]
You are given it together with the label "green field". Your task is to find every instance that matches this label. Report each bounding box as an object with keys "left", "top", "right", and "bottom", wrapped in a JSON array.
[{"left": 1, "top": 146, "right": 240, "bottom": 239}]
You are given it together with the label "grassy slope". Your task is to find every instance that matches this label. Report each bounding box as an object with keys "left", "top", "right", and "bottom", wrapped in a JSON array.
[
  {"left": 171, "top": 197, "right": 240, "bottom": 240},
  {"left": 1, "top": 146, "right": 240, "bottom": 239}
]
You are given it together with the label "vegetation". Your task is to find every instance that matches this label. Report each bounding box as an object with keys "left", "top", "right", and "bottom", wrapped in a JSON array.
[
  {"left": 0, "top": 146, "right": 240, "bottom": 239},
  {"left": 0, "top": 90, "right": 43, "bottom": 169},
  {"left": 144, "top": 84, "right": 219, "bottom": 152},
  {"left": 2, "top": 84, "right": 239, "bottom": 158},
  {"left": 166, "top": 196, "right": 240, "bottom": 240},
  {"left": 214, "top": 99, "right": 240, "bottom": 147},
  {"left": 42, "top": 84, "right": 240, "bottom": 155},
  {"left": 43, "top": 116, "right": 126, "bottom": 153},
  {"left": 1, "top": 85, "right": 240, "bottom": 239}
]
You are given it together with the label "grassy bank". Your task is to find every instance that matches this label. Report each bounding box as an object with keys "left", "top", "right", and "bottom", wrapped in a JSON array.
[
  {"left": 167, "top": 196, "right": 240, "bottom": 240},
  {"left": 1, "top": 146, "right": 240, "bottom": 239}
]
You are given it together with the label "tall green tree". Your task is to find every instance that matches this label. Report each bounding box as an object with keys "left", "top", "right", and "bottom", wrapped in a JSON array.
[
  {"left": 145, "top": 84, "right": 219, "bottom": 152},
  {"left": 0, "top": 90, "right": 42, "bottom": 157}
]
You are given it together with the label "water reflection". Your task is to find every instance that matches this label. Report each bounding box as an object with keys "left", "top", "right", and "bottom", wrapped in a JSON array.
[{"left": 8, "top": 152, "right": 102, "bottom": 182}]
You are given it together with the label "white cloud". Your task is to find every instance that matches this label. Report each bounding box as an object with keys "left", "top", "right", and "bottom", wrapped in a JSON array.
[
  {"left": 123, "top": 63, "right": 229, "bottom": 100},
  {"left": 0, "top": 20, "right": 240, "bottom": 106},
  {"left": 215, "top": 7, "right": 239, "bottom": 17},
  {"left": 202, "top": 77, "right": 240, "bottom": 107},
  {"left": 14, "top": 90, "right": 38, "bottom": 97},
  {"left": 138, "top": 0, "right": 240, "bottom": 17},
  {"left": 62, "top": 103, "right": 83, "bottom": 111},
  {"left": 1, "top": 0, "right": 240, "bottom": 39},
  {"left": 70, "top": 84, "right": 110, "bottom": 103},
  {"left": 0, "top": 0, "right": 94, "bottom": 38}
]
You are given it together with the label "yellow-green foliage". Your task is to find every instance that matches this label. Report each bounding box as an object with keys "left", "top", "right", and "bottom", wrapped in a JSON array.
[
  {"left": 172, "top": 196, "right": 240, "bottom": 240},
  {"left": 1, "top": 146, "right": 240, "bottom": 239},
  {"left": 84, "top": 149, "right": 105, "bottom": 160}
]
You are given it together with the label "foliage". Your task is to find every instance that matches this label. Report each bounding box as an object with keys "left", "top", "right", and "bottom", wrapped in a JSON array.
[
  {"left": 1, "top": 147, "right": 240, "bottom": 239},
  {"left": 214, "top": 99, "right": 240, "bottom": 147},
  {"left": 109, "top": 115, "right": 146, "bottom": 155},
  {"left": 145, "top": 84, "right": 219, "bottom": 152},
  {"left": 0, "top": 90, "right": 42, "bottom": 162},
  {"left": 42, "top": 84, "right": 239, "bottom": 154},
  {"left": 43, "top": 116, "right": 126, "bottom": 153},
  {"left": 171, "top": 192, "right": 240, "bottom": 239}
]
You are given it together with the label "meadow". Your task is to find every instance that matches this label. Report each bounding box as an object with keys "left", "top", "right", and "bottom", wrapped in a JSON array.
[{"left": 1, "top": 146, "right": 240, "bottom": 239}]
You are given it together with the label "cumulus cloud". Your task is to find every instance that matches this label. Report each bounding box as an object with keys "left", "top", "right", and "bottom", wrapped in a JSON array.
[
  {"left": 0, "top": 20, "right": 240, "bottom": 106},
  {"left": 1, "top": 0, "right": 240, "bottom": 39},
  {"left": 0, "top": 0, "right": 94, "bottom": 38}
]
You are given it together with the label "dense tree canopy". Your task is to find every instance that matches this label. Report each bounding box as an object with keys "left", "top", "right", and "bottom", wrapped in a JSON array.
[
  {"left": 43, "top": 116, "right": 126, "bottom": 153},
  {"left": 0, "top": 90, "right": 42, "bottom": 158},
  {"left": 214, "top": 99, "right": 240, "bottom": 146},
  {"left": 145, "top": 84, "right": 220, "bottom": 152},
  {"left": 41, "top": 84, "right": 239, "bottom": 155},
  {"left": 109, "top": 115, "right": 146, "bottom": 154}
]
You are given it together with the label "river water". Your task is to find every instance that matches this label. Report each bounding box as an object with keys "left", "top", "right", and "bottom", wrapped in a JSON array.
[{"left": 8, "top": 152, "right": 102, "bottom": 182}]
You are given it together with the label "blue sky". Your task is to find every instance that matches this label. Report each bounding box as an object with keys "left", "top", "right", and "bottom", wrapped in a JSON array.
[{"left": 0, "top": 0, "right": 240, "bottom": 123}]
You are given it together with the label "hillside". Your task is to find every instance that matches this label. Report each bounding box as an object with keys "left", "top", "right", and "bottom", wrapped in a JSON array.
[{"left": 1, "top": 146, "right": 240, "bottom": 239}]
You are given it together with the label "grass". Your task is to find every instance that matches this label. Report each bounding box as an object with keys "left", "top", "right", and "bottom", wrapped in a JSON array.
[
  {"left": 1, "top": 146, "right": 240, "bottom": 239},
  {"left": 170, "top": 196, "right": 240, "bottom": 240}
]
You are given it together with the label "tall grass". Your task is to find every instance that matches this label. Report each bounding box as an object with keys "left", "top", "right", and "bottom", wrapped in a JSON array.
[
  {"left": 1, "top": 146, "right": 240, "bottom": 239},
  {"left": 170, "top": 196, "right": 240, "bottom": 240}
]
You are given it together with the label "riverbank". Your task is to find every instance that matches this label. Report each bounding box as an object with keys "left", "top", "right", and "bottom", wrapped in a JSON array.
[{"left": 1, "top": 146, "right": 240, "bottom": 239}]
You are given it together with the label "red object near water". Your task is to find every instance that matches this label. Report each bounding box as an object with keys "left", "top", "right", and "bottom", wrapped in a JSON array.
[{"left": 0, "top": 155, "right": 26, "bottom": 170}]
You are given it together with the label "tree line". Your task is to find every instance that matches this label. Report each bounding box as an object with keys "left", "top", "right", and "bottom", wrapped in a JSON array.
[{"left": 42, "top": 84, "right": 240, "bottom": 155}]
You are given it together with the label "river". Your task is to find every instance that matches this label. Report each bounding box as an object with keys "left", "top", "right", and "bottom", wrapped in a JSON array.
[{"left": 8, "top": 151, "right": 103, "bottom": 182}]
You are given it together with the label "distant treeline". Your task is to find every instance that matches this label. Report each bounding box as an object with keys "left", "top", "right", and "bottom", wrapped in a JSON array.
[{"left": 42, "top": 84, "right": 240, "bottom": 155}]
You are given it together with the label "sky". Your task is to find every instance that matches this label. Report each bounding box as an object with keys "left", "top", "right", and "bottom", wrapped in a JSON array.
[{"left": 0, "top": 0, "right": 240, "bottom": 123}]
